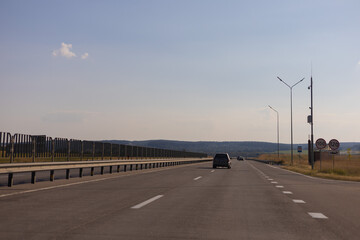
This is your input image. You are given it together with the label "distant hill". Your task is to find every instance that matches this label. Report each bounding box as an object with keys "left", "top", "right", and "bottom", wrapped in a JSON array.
[
  {"left": 103, "top": 140, "right": 360, "bottom": 157},
  {"left": 102, "top": 140, "right": 296, "bottom": 157}
]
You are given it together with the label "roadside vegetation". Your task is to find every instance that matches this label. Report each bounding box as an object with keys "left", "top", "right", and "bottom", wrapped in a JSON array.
[{"left": 258, "top": 153, "right": 360, "bottom": 182}]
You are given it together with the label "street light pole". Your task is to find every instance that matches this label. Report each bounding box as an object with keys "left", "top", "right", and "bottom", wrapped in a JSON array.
[
  {"left": 268, "top": 105, "right": 280, "bottom": 161},
  {"left": 277, "top": 77, "right": 304, "bottom": 165}
]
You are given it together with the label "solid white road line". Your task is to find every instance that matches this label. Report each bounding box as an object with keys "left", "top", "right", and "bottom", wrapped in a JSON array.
[
  {"left": 276, "top": 185, "right": 284, "bottom": 188},
  {"left": 131, "top": 195, "right": 164, "bottom": 209},
  {"left": 0, "top": 176, "right": 124, "bottom": 198},
  {"left": 271, "top": 181, "right": 278, "bottom": 184},
  {"left": 293, "top": 199, "right": 306, "bottom": 203},
  {"left": 308, "top": 212, "right": 328, "bottom": 219},
  {"left": 266, "top": 163, "right": 360, "bottom": 184},
  {"left": 283, "top": 191, "right": 293, "bottom": 194},
  {"left": 194, "top": 176, "right": 202, "bottom": 180}
]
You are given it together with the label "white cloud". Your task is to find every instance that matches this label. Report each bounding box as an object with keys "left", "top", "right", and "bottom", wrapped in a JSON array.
[
  {"left": 52, "top": 42, "right": 76, "bottom": 58},
  {"left": 81, "top": 52, "right": 89, "bottom": 60}
]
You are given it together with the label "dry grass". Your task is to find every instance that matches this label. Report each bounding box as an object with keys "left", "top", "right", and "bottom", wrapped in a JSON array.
[{"left": 258, "top": 153, "right": 360, "bottom": 182}]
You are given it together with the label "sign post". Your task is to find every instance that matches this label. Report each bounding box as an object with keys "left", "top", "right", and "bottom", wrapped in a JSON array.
[
  {"left": 329, "top": 139, "right": 340, "bottom": 172},
  {"left": 315, "top": 138, "right": 327, "bottom": 171},
  {"left": 297, "top": 146, "right": 302, "bottom": 164}
]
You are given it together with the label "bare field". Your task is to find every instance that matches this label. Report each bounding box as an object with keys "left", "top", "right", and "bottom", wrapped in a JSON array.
[{"left": 258, "top": 153, "right": 360, "bottom": 181}]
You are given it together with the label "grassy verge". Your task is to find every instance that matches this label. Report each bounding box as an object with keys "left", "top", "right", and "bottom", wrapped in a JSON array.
[{"left": 258, "top": 153, "right": 360, "bottom": 182}]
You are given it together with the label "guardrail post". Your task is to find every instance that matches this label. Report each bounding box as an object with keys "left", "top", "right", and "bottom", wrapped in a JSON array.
[
  {"left": 110, "top": 166, "right": 113, "bottom": 174},
  {"left": 50, "top": 170, "right": 55, "bottom": 181},
  {"left": 136, "top": 164, "right": 138, "bottom": 170},
  {"left": 130, "top": 164, "right": 133, "bottom": 171},
  {"left": 124, "top": 165, "right": 127, "bottom": 172},
  {"left": 91, "top": 167, "right": 94, "bottom": 176},
  {"left": 66, "top": 169, "right": 70, "bottom": 179},
  {"left": 117, "top": 165, "right": 120, "bottom": 173},
  {"left": 79, "top": 168, "right": 83, "bottom": 178},
  {"left": 8, "top": 173, "right": 13, "bottom": 187},
  {"left": 31, "top": 171, "right": 36, "bottom": 184},
  {"left": 10, "top": 136, "right": 14, "bottom": 163},
  {"left": 101, "top": 166, "right": 104, "bottom": 175}
]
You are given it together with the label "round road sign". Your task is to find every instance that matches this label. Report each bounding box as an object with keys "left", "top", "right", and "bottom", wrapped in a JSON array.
[
  {"left": 329, "top": 139, "right": 340, "bottom": 151},
  {"left": 315, "top": 138, "right": 327, "bottom": 149}
]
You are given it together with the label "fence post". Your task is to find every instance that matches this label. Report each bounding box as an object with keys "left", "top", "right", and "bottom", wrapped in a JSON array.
[
  {"left": 51, "top": 138, "right": 55, "bottom": 162},
  {"left": 118, "top": 145, "right": 120, "bottom": 159},
  {"left": 81, "top": 141, "right": 84, "bottom": 161},
  {"left": 67, "top": 140, "right": 70, "bottom": 161},
  {"left": 32, "top": 137, "right": 36, "bottom": 162},
  {"left": 10, "top": 136, "right": 14, "bottom": 163},
  {"left": 102, "top": 143, "right": 104, "bottom": 160},
  {"left": 124, "top": 145, "right": 127, "bottom": 160},
  {"left": 110, "top": 144, "right": 112, "bottom": 160},
  {"left": 92, "top": 142, "right": 95, "bottom": 161}
]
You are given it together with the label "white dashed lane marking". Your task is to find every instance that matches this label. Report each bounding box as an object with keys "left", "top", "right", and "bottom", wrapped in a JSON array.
[
  {"left": 210, "top": 170, "right": 215, "bottom": 173},
  {"left": 247, "top": 161, "right": 328, "bottom": 220},
  {"left": 194, "top": 176, "right": 202, "bottom": 180},
  {"left": 308, "top": 212, "right": 328, "bottom": 219},
  {"left": 131, "top": 195, "right": 164, "bottom": 209}
]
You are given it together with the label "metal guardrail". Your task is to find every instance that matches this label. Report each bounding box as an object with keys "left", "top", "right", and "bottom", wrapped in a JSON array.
[
  {"left": 1, "top": 158, "right": 212, "bottom": 187},
  {"left": 0, "top": 131, "right": 208, "bottom": 163}
]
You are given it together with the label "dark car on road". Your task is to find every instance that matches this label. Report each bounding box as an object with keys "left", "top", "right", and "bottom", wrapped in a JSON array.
[
  {"left": 213, "top": 153, "right": 231, "bottom": 169},
  {"left": 237, "top": 156, "right": 245, "bottom": 161}
]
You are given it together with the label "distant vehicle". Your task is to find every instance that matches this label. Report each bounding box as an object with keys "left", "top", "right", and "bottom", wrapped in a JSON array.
[
  {"left": 237, "top": 156, "right": 245, "bottom": 161},
  {"left": 213, "top": 153, "right": 231, "bottom": 169}
]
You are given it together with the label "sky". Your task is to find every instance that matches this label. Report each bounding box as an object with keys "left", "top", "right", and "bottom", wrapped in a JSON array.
[{"left": 1, "top": 0, "right": 360, "bottom": 143}]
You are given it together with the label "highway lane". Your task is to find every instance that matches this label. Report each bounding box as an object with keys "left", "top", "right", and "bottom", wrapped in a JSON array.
[
  {"left": 250, "top": 160, "right": 360, "bottom": 240},
  {"left": 0, "top": 160, "right": 359, "bottom": 239}
]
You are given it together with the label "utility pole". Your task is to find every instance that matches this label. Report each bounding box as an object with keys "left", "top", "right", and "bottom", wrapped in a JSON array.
[{"left": 309, "top": 76, "right": 314, "bottom": 169}]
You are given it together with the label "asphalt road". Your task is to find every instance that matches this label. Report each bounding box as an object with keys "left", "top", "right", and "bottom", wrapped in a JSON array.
[{"left": 0, "top": 159, "right": 359, "bottom": 239}]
